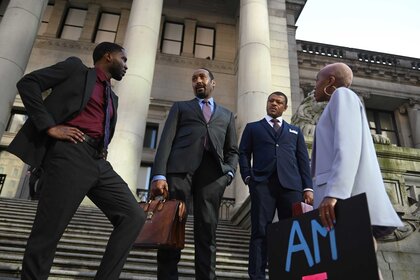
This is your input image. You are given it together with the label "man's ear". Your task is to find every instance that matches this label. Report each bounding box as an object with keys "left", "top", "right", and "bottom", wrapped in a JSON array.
[
  {"left": 211, "top": 80, "right": 216, "bottom": 87},
  {"left": 104, "top": 52, "right": 112, "bottom": 62}
]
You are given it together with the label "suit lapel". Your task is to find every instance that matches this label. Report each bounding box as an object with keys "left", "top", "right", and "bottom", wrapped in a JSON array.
[
  {"left": 79, "top": 68, "right": 96, "bottom": 113},
  {"left": 209, "top": 102, "right": 218, "bottom": 122},
  {"left": 187, "top": 98, "right": 207, "bottom": 123},
  {"left": 260, "top": 119, "right": 276, "bottom": 139},
  {"left": 276, "top": 121, "right": 286, "bottom": 138}
]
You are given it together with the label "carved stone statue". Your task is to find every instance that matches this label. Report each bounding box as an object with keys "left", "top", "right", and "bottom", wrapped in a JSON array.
[{"left": 290, "top": 91, "right": 326, "bottom": 137}]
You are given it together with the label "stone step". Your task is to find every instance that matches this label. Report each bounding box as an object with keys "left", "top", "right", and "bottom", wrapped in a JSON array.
[
  {"left": 0, "top": 207, "right": 251, "bottom": 236},
  {"left": 0, "top": 198, "right": 252, "bottom": 279},
  {"left": 0, "top": 222, "right": 250, "bottom": 249}
]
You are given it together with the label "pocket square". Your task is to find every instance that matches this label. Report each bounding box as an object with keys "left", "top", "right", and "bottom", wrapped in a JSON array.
[{"left": 289, "top": 128, "right": 298, "bottom": 134}]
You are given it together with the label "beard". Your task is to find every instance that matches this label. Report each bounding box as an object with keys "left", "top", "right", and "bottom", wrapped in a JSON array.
[
  {"left": 109, "top": 62, "right": 124, "bottom": 81},
  {"left": 194, "top": 87, "right": 209, "bottom": 99}
]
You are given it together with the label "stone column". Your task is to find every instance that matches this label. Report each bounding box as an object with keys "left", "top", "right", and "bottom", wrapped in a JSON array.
[
  {"left": 0, "top": 0, "right": 48, "bottom": 138},
  {"left": 107, "top": 0, "right": 163, "bottom": 195},
  {"left": 407, "top": 102, "right": 420, "bottom": 148},
  {"left": 235, "top": 0, "right": 272, "bottom": 207}
]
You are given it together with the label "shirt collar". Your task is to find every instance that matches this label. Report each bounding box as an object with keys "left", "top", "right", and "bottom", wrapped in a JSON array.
[
  {"left": 95, "top": 67, "right": 110, "bottom": 83},
  {"left": 196, "top": 97, "right": 214, "bottom": 105},
  {"left": 265, "top": 115, "right": 283, "bottom": 126}
]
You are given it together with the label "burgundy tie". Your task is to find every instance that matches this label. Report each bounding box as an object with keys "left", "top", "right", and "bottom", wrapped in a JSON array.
[
  {"left": 202, "top": 100, "right": 211, "bottom": 123},
  {"left": 270, "top": 118, "right": 280, "bottom": 132}
]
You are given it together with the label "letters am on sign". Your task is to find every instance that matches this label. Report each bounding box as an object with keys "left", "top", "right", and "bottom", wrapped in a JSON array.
[{"left": 267, "top": 193, "right": 379, "bottom": 280}]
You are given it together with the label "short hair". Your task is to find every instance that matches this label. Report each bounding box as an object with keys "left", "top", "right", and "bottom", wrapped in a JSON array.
[
  {"left": 93, "top": 42, "right": 124, "bottom": 64},
  {"left": 269, "top": 91, "right": 288, "bottom": 105},
  {"left": 199, "top": 67, "right": 214, "bottom": 80}
]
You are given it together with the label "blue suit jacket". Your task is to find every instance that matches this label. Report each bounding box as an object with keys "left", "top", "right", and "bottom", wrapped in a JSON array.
[{"left": 239, "top": 118, "right": 312, "bottom": 191}]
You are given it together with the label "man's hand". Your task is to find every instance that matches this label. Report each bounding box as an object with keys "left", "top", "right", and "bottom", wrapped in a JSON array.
[
  {"left": 303, "top": 190, "right": 314, "bottom": 205},
  {"left": 150, "top": 179, "right": 169, "bottom": 199},
  {"left": 318, "top": 197, "right": 337, "bottom": 231},
  {"left": 47, "top": 125, "right": 84, "bottom": 143}
]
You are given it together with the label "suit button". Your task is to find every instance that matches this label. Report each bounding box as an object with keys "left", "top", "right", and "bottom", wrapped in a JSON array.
[
  {"left": 207, "top": 124, "right": 209, "bottom": 127},
  {"left": 276, "top": 144, "right": 279, "bottom": 147}
]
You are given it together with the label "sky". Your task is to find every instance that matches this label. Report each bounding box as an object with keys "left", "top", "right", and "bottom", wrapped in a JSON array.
[{"left": 295, "top": 0, "right": 420, "bottom": 59}]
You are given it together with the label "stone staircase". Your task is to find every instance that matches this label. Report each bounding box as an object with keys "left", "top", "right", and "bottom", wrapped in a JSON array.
[
  {"left": 2, "top": 197, "right": 419, "bottom": 280},
  {"left": 0, "top": 197, "right": 251, "bottom": 279}
]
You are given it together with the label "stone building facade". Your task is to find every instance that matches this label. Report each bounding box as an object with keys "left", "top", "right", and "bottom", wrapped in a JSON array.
[
  {"left": 0, "top": 0, "right": 419, "bottom": 226},
  {"left": 0, "top": 1, "right": 419, "bottom": 278}
]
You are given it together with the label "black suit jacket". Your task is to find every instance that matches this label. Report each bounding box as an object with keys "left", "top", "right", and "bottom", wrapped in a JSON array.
[
  {"left": 152, "top": 99, "right": 239, "bottom": 177},
  {"left": 7, "top": 57, "right": 118, "bottom": 167},
  {"left": 239, "top": 118, "right": 312, "bottom": 191}
]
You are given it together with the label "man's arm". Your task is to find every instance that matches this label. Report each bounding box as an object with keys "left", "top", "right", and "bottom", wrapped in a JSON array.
[
  {"left": 152, "top": 102, "right": 180, "bottom": 176},
  {"left": 295, "top": 128, "right": 312, "bottom": 190},
  {"left": 17, "top": 57, "right": 81, "bottom": 132},
  {"left": 295, "top": 127, "right": 314, "bottom": 204},
  {"left": 150, "top": 103, "right": 180, "bottom": 196},
  {"left": 223, "top": 111, "right": 239, "bottom": 178},
  {"left": 238, "top": 124, "right": 252, "bottom": 184}
]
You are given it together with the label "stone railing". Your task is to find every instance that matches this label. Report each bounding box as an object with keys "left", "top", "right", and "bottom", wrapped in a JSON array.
[
  {"left": 297, "top": 40, "right": 420, "bottom": 71},
  {"left": 0, "top": 174, "right": 6, "bottom": 196}
]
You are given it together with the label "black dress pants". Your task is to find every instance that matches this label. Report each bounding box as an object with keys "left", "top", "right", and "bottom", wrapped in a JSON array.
[
  {"left": 157, "top": 151, "right": 228, "bottom": 280},
  {"left": 21, "top": 140, "right": 145, "bottom": 280}
]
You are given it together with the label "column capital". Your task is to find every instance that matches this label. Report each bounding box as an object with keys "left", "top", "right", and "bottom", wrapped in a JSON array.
[{"left": 408, "top": 98, "right": 420, "bottom": 107}]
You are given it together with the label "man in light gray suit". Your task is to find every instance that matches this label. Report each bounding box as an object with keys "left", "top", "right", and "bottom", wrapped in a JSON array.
[
  {"left": 150, "top": 68, "right": 239, "bottom": 280},
  {"left": 311, "top": 62, "right": 402, "bottom": 236}
]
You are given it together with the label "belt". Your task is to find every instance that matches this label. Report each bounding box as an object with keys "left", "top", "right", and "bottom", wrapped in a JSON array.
[
  {"left": 84, "top": 134, "right": 108, "bottom": 159},
  {"left": 83, "top": 134, "right": 102, "bottom": 150}
]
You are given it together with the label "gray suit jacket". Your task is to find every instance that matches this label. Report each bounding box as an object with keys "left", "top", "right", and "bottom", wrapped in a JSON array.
[{"left": 152, "top": 99, "right": 239, "bottom": 177}]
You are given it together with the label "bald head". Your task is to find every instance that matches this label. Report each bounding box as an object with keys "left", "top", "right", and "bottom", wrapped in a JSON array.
[
  {"left": 319, "top": 63, "right": 353, "bottom": 88},
  {"left": 314, "top": 63, "right": 354, "bottom": 102}
]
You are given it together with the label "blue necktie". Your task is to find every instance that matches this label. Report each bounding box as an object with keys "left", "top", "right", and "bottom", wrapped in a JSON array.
[{"left": 103, "top": 81, "right": 112, "bottom": 150}]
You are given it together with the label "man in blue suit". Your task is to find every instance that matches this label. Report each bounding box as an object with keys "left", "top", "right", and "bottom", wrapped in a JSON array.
[{"left": 239, "top": 91, "right": 313, "bottom": 280}]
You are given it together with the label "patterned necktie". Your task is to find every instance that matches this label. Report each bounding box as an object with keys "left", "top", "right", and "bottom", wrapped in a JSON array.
[
  {"left": 202, "top": 100, "right": 211, "bottom": 149},
  {"left": 103, "top": 81, "right": 112, "bottom": 150},
  {"left": 202, "top": 100, "right": 212, "bottom": 123},
  {"left": 270, "top": 118, "right": 280, "bottom": 132}
]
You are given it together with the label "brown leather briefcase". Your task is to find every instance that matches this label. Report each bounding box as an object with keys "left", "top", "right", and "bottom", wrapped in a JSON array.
[{"left": 134, "top": 198, "right": 186, "bottom": 249}]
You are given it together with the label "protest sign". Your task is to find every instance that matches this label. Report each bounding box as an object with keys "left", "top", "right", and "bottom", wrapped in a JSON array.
[{"left": 267, "top": 193, "right": 379, "bottom": 280}]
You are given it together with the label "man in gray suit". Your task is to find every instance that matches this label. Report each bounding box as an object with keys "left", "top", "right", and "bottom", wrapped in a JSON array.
[{"left": 151, "top": 68, "right": 239, "bottom": 280}]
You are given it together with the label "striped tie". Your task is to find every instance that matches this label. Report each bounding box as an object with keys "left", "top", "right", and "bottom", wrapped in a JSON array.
[
  {"left": 202, "top": 100, "right": 211, "bottom": 123},
  {"left": 270, "top": 118, "right": 280, "bottom": 132}
]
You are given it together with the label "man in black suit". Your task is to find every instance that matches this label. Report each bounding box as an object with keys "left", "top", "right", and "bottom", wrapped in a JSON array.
[
  {"left": 7, "top": 42, "right": 145, "bottom": 280},
  {"left": 238, "top": 91, "right": 313, "bottom": 280},
  {"left": 151, "top": 68, "right": 239, "bottom": 280}
]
